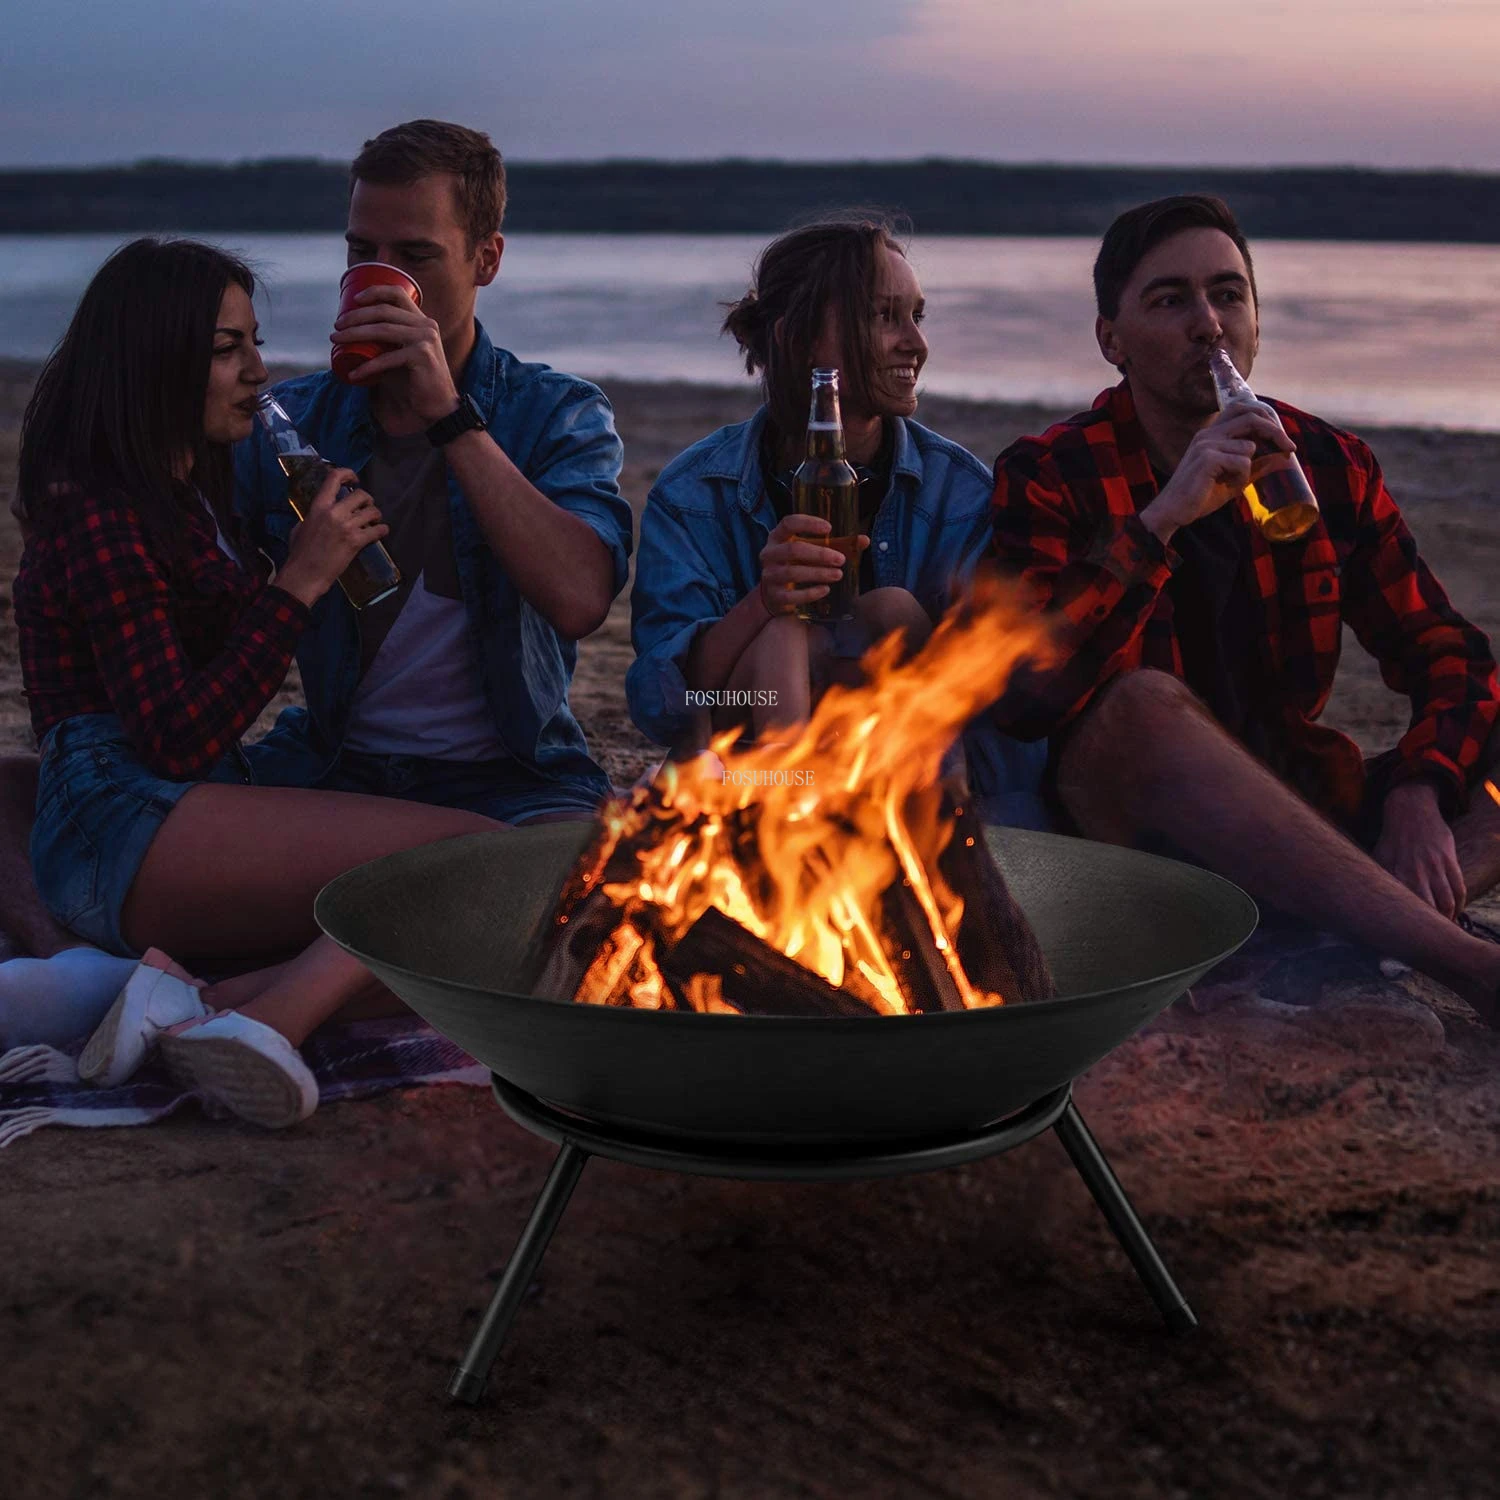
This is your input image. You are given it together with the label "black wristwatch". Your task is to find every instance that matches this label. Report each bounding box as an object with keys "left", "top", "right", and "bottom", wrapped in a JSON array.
[{"left": 426, "top": 393, "right": 486, "bottom": 447}]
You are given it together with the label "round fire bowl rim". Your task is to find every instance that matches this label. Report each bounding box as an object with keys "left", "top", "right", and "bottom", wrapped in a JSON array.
[{"left": 314, "top": 823, "right": 1259, "bottom": 1024}]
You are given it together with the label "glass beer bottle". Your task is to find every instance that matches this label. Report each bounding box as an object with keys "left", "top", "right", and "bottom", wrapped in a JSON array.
[
  {"left": 1207, "top": 349, "right": 1320, "bottom": 543},
  {"left": 791, "top": 368, "right": 860, "bottom": 622},
  {"left": 253, "top": 394, "right": 401, "bottom": 608}
]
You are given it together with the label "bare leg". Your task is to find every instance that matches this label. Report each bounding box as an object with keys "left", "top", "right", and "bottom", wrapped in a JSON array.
[
  {"left": 717, "top": 589, "right": 933, "bottom": 742},
  {"left": 215, "top": 937, "right": 391, "bottom": 1048},
  {"left": 188, "top": 956, "right": 400, "bottom": 1029},
  {"left": 1056, "top": 670, "right": 1500, "bottom": 1021},
  {"left": 852, "top": 587, "right": 932, "bottom": 654},
  {"left": 108, "top": 783, "right": 501, "bottom": 1047},
  {"left": 721, "top": 614, "right": 813, "bottom": 740},
  {"left": 120, "top": 783, "right": 499, "bottom": 957},
  {"left": 1452, "top": 779, "right": 1500, "bottom": 903},
  {"left": 820, "top": 587, "right": 933, "bottom": 691},
  {"left": 0, "top": 754, "right": 77, "bottom": 957}
]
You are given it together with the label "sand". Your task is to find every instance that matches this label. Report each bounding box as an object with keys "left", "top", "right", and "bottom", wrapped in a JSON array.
[{"left": 2, "top": 360, "right": 1499, "bottom": 1499}]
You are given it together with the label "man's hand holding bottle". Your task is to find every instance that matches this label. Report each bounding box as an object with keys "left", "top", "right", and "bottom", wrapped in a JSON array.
[{"left": 1140, "top": 403, "right": 1294, "bottom": 545}]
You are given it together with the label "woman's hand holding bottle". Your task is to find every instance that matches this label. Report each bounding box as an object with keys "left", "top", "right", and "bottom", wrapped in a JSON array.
[{"left": 275, "top": 467, "right": 389, "bottom": 609}]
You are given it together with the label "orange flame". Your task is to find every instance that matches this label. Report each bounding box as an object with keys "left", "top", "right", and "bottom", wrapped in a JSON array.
[{"left": 567, "top": 578, "right": 1053, "bottom": 1014}]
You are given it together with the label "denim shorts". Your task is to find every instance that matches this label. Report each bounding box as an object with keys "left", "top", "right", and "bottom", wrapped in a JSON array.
[
  {"left": 31, "top": 713, "right": 255, "bottom": 957},
  {"left": 301, "top": 747, "right": 607, "bottom": 826}
]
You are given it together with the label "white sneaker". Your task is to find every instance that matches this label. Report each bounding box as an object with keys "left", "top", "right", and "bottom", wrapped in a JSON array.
[
  {"left": 77, "top": 961, "right": 208, "bottom": 1087},
  {"left": 157, "top": 1011, "right": 319, "bottom": 1130}
]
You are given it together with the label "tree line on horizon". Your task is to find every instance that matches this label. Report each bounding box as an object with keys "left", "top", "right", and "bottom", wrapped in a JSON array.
[{"left": 1, "top": 159, "right": 1497, "bottom": 241}]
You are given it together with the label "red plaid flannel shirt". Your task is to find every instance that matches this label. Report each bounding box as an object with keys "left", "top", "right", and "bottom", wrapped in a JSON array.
[
  {"left": 14, "top": 488, "right": 310, "bottom": 779},
  {"left": 989, "top": 381, "right": 1499, "bottom": 823}
]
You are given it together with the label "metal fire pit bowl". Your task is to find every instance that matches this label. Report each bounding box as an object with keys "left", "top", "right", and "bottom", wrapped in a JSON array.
[
  {"left": 317, "top": 824, "right": 1256, "bottom": 1404},
  {"left": 316, "top": 824, "right": 1256, "bottom": 1147}
]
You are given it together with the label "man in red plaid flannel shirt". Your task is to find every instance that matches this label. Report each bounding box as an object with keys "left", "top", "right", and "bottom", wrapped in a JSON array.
[{"left": 989, "top": 194, "right": 1500, "bottom": 1025}]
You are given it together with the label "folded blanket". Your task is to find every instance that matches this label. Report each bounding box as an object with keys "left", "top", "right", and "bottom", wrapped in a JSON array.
[{"left": 0, "top": 1015, "right": 487, "bottom": 1147}]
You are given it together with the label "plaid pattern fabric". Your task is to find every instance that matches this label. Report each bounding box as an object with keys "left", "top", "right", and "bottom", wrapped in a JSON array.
[
  {"left": 989, "top": 381, "right": 1500, "bottom": 822},
  {"left": 14, "top": 490, "right": 309, "bottom": 778}
]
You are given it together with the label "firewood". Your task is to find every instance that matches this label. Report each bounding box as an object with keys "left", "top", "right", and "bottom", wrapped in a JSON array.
[
  {"left": 937, "top": 802, "right": 1056, "bottom": 1004},
  {"left": 528, "top": 886, "right": 626, "bottom": 1003},
  {"left": 660, "top": 906, "right": 876, "bottom": 1019},
  {"left": 879, "top": 877, "right": 966, "bottom": 1013}
]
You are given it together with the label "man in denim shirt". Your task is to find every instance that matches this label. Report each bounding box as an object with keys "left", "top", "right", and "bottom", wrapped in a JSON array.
[
  {"left": 628, "top": 218, "right": 1047, "bottom": 828},
  {"left": 236, "top": 120, "right": 632, "bottom": 823}
]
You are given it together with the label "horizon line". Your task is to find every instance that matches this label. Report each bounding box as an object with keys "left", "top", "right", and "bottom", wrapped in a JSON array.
[{"left": 2, "top": 156, "right": 1498, "bottom": 178}]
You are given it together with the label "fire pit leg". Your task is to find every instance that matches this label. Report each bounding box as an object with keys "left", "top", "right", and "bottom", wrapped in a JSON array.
[
  {"left": 448, "top": 1140, "right": 590, "bottom": 1405},
  {"left": 1052, "top": 1103, "right": 1197, "bottom": 1335}
]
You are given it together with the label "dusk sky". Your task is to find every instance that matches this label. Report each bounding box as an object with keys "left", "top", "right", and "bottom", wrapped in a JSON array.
[{"left": 7, "top": 0, "right": 1500, "bottom": 169}]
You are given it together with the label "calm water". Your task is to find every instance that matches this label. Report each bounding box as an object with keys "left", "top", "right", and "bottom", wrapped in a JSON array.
[{"left": 2, "top": 233, "right": 1499, "bottom": 430}]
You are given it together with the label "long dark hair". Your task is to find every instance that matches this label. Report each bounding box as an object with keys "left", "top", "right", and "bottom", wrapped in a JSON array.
[
  {"left": 17, "top": 236, "right": 256, "bottom": 571},
  {"left": 721, "top": 213, "right": 908, "bottom": 450}
]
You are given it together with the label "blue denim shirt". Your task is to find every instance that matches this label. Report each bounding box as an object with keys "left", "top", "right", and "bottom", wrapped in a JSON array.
[
  {"left": 627, "top": 408, "right": 1049, "bottom": 827},
  {"left": 233, "top": 324, "right": 632, "bottom": 797}
]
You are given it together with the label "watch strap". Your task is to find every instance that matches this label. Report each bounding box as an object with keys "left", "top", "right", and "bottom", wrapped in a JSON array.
[{"left": 426, "top": 394, "right": 486, "bottom": 447}]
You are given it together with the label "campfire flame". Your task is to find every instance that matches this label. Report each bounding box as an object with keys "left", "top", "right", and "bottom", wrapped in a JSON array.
[{"left": 559, "top": 578, "right": 1053, "bottom": 1015}]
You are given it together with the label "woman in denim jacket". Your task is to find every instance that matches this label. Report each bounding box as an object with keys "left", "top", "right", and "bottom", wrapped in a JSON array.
[
  {"left": 8, "top": 239, "right": 502, "bottom": 1126},
  {"left": 627, "top": 216, "right": 1047, "bottom": 823}
]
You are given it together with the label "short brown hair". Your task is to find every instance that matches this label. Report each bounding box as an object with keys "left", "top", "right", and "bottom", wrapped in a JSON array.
[
  {"left": 350, "top": 119, "right": 506, "bottom": 248},
  {"left": 722, "top": 213, "right": 908, "bottom": 441},
  {"left": 1093, "top": 194, "right": 1256, "bottom": 320}
]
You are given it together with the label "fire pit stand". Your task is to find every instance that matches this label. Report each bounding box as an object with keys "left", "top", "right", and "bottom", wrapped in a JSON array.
[{"left": 447, "top": 1073, "right": 1197, "bottom": 1406}]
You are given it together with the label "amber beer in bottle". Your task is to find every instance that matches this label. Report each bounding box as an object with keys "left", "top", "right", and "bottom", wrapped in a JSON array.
[
  {"left": 253, "top": 394, "right": 401, "bottom": 608},
  {"left": 791, "top": 368, "right": 860, "bottom": 622},
  {"left": 1208, "top": 349, "right": 1320, "bottom": 543}
]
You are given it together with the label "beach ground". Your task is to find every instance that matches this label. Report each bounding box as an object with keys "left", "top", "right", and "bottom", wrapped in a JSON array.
[{"left": 3, "top": 362, "right": 1499, "bottom": 1499}]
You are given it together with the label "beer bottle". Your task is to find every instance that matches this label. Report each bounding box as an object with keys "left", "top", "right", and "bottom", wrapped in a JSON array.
[
  {"left": 253, "top": 394, "right": 401, "bottom": 608},
  {"left": 791, "top": 368, "right": 860, "bottom": 622},
  {"left": 1208, "top": 349, "right": 1320, "bottom": 543}
]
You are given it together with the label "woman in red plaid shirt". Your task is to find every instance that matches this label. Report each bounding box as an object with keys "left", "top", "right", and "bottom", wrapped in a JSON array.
[
  {"left": 9, "top": 238, "right": 502, "bottom": 1126},
  {"left": 988, "top": 196, "right": 1500, "bottom": 1027}
]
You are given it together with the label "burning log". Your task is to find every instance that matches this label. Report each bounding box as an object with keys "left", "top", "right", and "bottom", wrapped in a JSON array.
[
  {"left": 660, "top": 907, "right": 874, "bottom": 1019},
  {"left": 522, "top": 580, "right": 1058, "bottom": 1018},
  {"left": 937, "top": 802, "right": 1056, "bottom": 1005},
  {"left": 879, "top": 877, "right": 966, "bottom": 1013},
  {"left": 528, "top": 886, "right": 622, "bottom": 1003}
]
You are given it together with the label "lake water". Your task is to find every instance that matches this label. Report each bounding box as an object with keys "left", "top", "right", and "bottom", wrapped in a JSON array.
[{"left": 2, "top": 233, "right": 1499, "bottom": 431}]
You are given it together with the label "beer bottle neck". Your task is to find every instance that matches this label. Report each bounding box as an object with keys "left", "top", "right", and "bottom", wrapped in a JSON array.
[
  {"left": 1208, "top": 349, "right": 1254, "bottom": 411},
  {"left": 805, "top": 380, "right": 847, "bottom": 461},
  {"left": 255, "top": 398, "right": 317, "bottom": 458}
]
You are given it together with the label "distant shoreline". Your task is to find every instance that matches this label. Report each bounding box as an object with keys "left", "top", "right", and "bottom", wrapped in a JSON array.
[
  {"left": 3, "top": 160, "right": 1499, "bottom": 241},
  {"left": 4, "top": 358, "right": 1498, "bottom": 445}
]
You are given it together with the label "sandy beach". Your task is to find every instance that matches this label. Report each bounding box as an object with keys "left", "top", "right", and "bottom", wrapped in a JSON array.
[{"left": 3, "top": 359, "right": 1500, "bottom": 1498}]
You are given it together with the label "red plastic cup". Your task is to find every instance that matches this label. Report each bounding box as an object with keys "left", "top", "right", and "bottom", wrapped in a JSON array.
[{"left": 331, "top": 262, "right": 422, "bottom": 384}]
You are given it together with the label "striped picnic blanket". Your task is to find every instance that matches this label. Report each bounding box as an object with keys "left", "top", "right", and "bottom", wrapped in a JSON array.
[{"left": 0, "top": 1015, "right": 488, "bottom": 1146}]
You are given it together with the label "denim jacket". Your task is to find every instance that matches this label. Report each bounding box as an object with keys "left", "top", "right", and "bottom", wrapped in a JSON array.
[
  {"left": 233, "top": 324, "right": 632, "bottom": 796},
  {"left": 626, "top": 408, "right": 1049, "bottom": 827}
]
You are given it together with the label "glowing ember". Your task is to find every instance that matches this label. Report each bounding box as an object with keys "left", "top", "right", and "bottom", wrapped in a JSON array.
[{"left": 550, "top": 579, "right": 1054, "bottom": 1016}]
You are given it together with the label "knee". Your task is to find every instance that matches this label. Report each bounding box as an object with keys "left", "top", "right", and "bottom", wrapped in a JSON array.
[
  {"left": 1086, "top": 669, "right": 1199, "bottom": 737},
  {"left": 858, "top": 587, "right": 931, "bottom": 645},
  {"left": 757, "top": 614, "right": 808, "bottom": 648},
  {"left": 743, "top": 613, "right": 808, "bottom": 672},
  {"left": 1058, "top": 670, "right": 1201, "bottom": 804}
]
